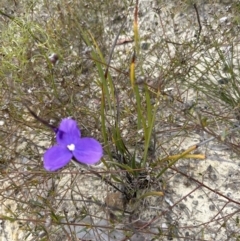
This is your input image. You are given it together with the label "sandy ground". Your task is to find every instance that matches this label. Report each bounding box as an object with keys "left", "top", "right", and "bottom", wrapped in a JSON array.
[{"left": 1, "top": 1, "right": 240, "bottom": 240}]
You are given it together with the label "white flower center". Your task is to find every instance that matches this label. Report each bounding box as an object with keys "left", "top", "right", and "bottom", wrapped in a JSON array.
[{"left": 67, "top": 144, "right": 75, "bottom": 151}]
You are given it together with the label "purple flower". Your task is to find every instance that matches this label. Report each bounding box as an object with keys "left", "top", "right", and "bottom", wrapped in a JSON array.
[{"left": 43, "top": 118, "right": 103, "bottom": 171}]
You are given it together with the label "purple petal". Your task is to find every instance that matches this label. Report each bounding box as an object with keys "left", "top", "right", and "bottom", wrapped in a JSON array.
[
  {"left": 44, "top": 145, "right": 73, "bottom": 171},
  {"left": 56, "top": 118, "right": 81, "bottom": 145},
  {"left": 73, "top": 138, "right": 103, "bottom": 165}
]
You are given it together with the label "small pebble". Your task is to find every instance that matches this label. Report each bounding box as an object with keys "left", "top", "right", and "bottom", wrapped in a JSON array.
[
  {"left": 209, "top": 204, "right": 215, "bottom": 211},
  {"left": 141, "top": 42, "right": 150, "bottom": 50},
  {"left": 218, "top": 78, "right": 229, "bottom": 84},
  {"left": 219, "top": 16, "right": 228, "bottom": 24},
  {"left": 192, "top": 200, "right": 198, "bottom": 206}
]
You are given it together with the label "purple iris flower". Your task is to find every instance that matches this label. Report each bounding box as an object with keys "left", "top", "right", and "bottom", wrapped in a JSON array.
[{"left": 43, "top": 118, "right": 103, "bottom": 171}]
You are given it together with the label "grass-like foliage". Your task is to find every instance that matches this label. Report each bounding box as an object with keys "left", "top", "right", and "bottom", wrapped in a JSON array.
[{"left": 1, "top": 0, "right": 240, "bottom": 240}]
